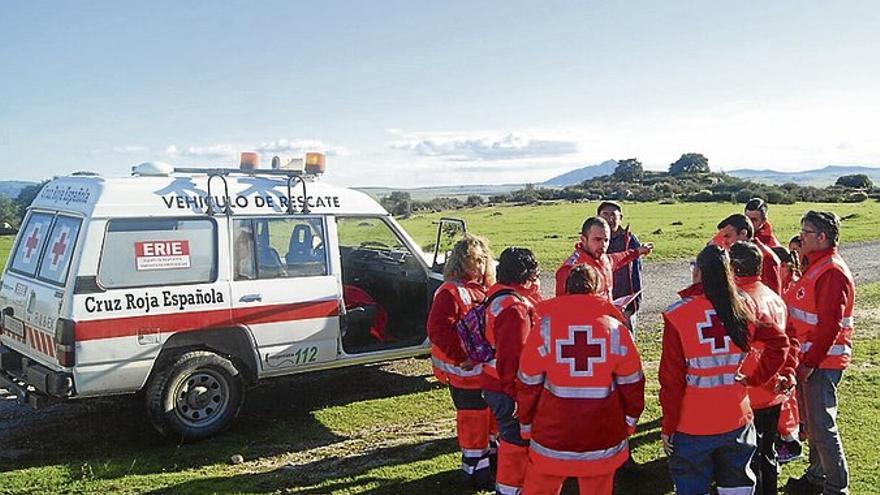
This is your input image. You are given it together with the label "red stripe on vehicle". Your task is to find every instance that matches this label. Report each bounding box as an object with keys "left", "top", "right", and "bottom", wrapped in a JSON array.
[
  {"left": 75, "top": 300, "right": 339, "bottom": 341},
  {"left": 47, "top": 333, "right": 57, "bottom": 358}
]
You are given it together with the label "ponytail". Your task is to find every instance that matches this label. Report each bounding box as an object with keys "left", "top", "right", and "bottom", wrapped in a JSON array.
[{"left": 696, "top": 244, "right": 751, "bottom": 352}]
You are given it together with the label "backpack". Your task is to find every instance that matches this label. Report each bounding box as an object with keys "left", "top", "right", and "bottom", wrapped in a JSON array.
[{"left": 454, "top": 289, "right": 524, "bottom": 363}]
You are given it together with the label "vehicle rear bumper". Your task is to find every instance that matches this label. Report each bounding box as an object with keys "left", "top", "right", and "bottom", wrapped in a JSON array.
[{"left": 0, "top": 345, "right": 74, "bottom": 408}]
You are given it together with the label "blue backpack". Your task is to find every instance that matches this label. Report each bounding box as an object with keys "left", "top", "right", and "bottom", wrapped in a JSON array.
[{"left": 454, "top": 289, "right": 523, "bottom": 363}]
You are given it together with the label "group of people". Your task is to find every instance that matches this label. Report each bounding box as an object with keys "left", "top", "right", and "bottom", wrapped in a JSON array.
[{"left": 427, "top": 198, "right": 854, "bottom": 495}]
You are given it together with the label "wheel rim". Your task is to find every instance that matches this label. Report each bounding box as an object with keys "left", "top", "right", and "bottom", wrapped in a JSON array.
[{"left": 173, "top": 369, "right": 231, "bottom": 429}]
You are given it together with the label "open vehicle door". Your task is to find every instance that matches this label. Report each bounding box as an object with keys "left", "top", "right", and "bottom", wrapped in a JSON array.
[{"left": 431, "top": 217, "right": 467, "bottom": 273}]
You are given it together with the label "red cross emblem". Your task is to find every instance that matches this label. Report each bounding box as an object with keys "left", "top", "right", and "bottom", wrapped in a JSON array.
[
  {"left": 23, "top": 227, "right": 41, "bottom": 262},
  {"left": 697, "top": 310, "right": 730, "bottom": 353},
  {"left": 50, "top": 230, "right": 69, "bottom": 268},
  {"left": 557, "top": 325, "right": 605, "bottom": 376}
]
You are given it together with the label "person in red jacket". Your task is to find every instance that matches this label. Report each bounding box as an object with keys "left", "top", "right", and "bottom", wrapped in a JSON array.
[
  {"left": 730, "top": 242, "right": 798, "bottom": 495},
  {"left": 517, "top": 264, "right": 644, "bottom": 495},
  {"left": 766, "top": 245, "right": 807, "bottom": 466},
  {"left": 745, "top": 197, "right": 782, "bottom": 248},
  {"left": 482, "top": 247, "right": 541, "bottom": 495},
  {"left": 427, "top": 234, "right": 496, "bottom": 488},
  {"left": 660, "top": 244, "right": 789, "bottom": 495},
  {"left": 715, "top": 213, "right": 782, "bottom": 294},
  {"left": 783, "top": 211, "right": 853, "bottom": 495},
  {"left": 555, "top": 216, "right": 652, "bottom": 300},
  {"left": 772, "top": 246, "right": 800, "bottom": 295}
]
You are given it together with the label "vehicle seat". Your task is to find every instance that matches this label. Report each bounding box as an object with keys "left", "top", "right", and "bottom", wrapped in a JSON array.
[
  {"left": 286, "top": 224, "right": 314, "bottom": 265},
  {"left": 257, "top": 243, "right": 286, "bottom": 278}
]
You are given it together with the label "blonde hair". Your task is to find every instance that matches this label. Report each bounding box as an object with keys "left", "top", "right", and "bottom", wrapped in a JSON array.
[{"left": 444, "top": 234, "right": 496, "bottom": 286}]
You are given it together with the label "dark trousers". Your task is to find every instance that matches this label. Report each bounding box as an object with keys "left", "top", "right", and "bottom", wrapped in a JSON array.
[
  {"left": 752, "top": 404, "right": 781, "bottom": 495},
  {"left": 482, "top": 390, "right": 528, "bottom": 447},
  {"left": 801, "top": 369, "right": 849, "bottom": 494},
  {"left": 668, "top": 423, "right": 757, "bottom": 495}
]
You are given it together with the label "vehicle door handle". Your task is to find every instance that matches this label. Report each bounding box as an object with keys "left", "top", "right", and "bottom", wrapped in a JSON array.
[{"left": 239, "top": 294, "right": 263, "bottom": 303}]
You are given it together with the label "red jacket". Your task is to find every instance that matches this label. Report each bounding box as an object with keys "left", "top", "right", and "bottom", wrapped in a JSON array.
[
  {"left": 481, "top": 283, "right": 539, "bottom": 397},
  {"left": 659, "top": 283, "right": 789, "bottom": 436},
  {"left": 754, "top": 220, "right": 782, "bottom": 248},
  {"left": 427, "top": 279, "right": 487, "bottom": 388},
  {"left": 736, "top": 276, "right": 797, "bottom": 409},
  {"left": 755, "top": 239, "right": 782, "bottom": 294},
  {"left": 555, "top": 243, "right": 640, "bottom": 299},
  {"left": 343, "top": 285, "right": 389, "bottom": 342},
  {"left": 516, "top": 294, "right": 644, "bottom": 476},
  {"left": 785, "top": 247, "right": 854, "bottom": 369}
]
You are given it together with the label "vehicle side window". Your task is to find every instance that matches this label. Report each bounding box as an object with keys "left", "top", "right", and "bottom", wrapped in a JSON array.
[
  {"left": 98, "top": 218, "right": 217, "bottom": 289},
  {"left": 37, "top": 215, "right": 82, "bottom": 286},
  {"left": 336, "top": 217, "right": 407, "bottom": 252},
  {"left": 9, "top": 212, "right": 54, "bottom": 277},
  {"left": 233, "top": 217, "right": 327, "bottom": 280}
]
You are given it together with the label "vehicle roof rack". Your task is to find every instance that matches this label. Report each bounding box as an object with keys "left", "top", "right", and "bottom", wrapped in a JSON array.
[
  {"left": 172, "top": 167, "right": 305, "bottom": 177},
  {"left": 172, "top": 167, "right": 310, "bottom": 216}
]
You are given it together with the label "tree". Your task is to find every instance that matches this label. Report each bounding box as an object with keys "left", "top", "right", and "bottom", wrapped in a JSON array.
[
  {"left": 15, "top": 180, "right": 48, "bottom": 219},
  {"left": 511, "top": 184, "right": 540, "bottom": 204},
  {"left": 380, "top": 191, "right": 413, "bottom": 217},
  {"left": 669, "top": 153, "right": 710, "bottom": 176},
  {"left": 0, "top": 196, "right": 19, "bottom": 227},
  {"left": 835, "top": 174, "right": 873, "bottom": 189},
  {"left": 613, "top": 158, "right": 644, "bottom": 181},
  {"left": 465, "top": 195, "right": 485, "bottom": 208}
]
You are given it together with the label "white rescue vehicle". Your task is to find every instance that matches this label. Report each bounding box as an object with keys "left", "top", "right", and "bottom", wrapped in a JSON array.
[{"left": 0, "top": 153, "right": 465, "bottom": 439}]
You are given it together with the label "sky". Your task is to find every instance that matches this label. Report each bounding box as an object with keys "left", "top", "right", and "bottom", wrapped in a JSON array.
[{"left": 1, "top": 1, "right": 879, "bottom": 187}]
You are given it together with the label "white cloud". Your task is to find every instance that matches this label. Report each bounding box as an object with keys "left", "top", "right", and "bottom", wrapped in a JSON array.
[
  {"left": 164, "top": 143, "right": 238, "bottom": 160},
  {"left": 163, "top": 139, "right": 349, "bottom": 164},
  {"left": 389, "top": 131, "right": 579, "bottom": 161},
  {"left": 111, "top": 145, "right": 149, "bottom": 154},
  {"left": 255, "top": 139, "right": 350, "bottom": 157}
]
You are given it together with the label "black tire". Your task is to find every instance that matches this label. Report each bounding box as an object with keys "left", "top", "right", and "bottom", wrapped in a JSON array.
[{"left": 146, "top": 350, "right": 245, "bottom": 441}]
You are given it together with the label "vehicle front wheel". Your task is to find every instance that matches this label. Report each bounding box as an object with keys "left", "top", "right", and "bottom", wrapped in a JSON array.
[{"left": 146, "top": 350, "right": 245, "bottom": 441}]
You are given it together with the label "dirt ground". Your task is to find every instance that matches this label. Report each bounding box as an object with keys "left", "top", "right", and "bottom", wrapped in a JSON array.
[{"left": 3, "top": 240, "right": 879, "bottom": 460}]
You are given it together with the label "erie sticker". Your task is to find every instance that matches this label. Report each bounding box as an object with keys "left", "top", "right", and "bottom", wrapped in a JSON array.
[{"left": 135, "top": 240, "right": 191, "bottom": 271}]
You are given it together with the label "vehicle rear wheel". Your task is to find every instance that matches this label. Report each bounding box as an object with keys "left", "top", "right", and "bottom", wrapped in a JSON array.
[{"left": 146, "top": 350, "right": 245, "bottom": 440}]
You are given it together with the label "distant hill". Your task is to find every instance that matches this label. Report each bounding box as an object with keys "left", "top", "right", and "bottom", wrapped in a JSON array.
[
  {"left": 727, "top": 165, "right": 880, "bottom": 187},
  {"left": 0, "top": 180, "right": 38, "bottom": 199},
  {"left": 542, "top": 160, "right": 618, "bottom": 187}
]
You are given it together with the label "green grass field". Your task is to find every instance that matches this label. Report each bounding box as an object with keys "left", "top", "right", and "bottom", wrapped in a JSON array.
[
  {"left": 400, "top": 200, "right": 880, "bottom": 267},
  {"left": 0, "top": 236, "right": 12, "bottom": 265}
]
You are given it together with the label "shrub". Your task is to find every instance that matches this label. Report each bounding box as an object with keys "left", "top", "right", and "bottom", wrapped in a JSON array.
[{"left": 844, "top": 191, "right": 869, "bottom": 203}]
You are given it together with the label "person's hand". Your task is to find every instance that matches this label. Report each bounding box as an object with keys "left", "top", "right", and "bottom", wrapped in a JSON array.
[
  {"left": 661, "top": 433, "right": 674, "bottom": 456},
  {"left": 775, "top": 374, "right": 796, "bottom": 394},
  {"left": 459, "top": 359, "right": 476, "bottom": 371},
  {"left": 638, "top": 243, "right": 654, "bottom": 256},
  {"left": 796, "top": 364, "right": 815, "bottom": 383}
]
